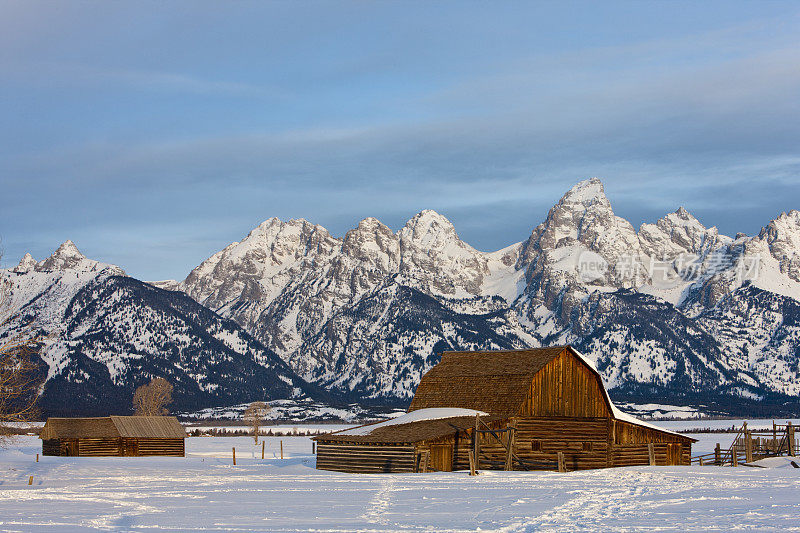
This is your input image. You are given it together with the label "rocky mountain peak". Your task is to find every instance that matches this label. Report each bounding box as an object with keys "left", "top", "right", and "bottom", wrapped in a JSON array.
[
  {"left": 638, "top": 207, "right": 716, "bottom": 258},
  {"left": 12, "top": 253, "right": 37, "bottom": 273},
  {"left": 398, "top": 210, "right": 460, "bottom": 246},
  {"left": 342, "top": 217, "right": 399, "bottom": 269},
  {"left": 757, "top": 210, "right": 800, "bottom": 283},
  {"left": 38, "top": 240, "right": 87, "bottom": 271},
  {"left": 559, "top": 177, "right": 610, "bottom": 210}
]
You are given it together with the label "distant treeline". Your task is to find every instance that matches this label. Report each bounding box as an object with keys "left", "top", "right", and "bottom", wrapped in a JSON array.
[{"left": 187, "top": 427, "right": 329, "bottom": 437}]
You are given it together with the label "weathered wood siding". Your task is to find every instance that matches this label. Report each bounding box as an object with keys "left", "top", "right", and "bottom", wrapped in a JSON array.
[
  {"left": 510, "top": 417, "right": 610, "bottom": 470},
  {"left": 519, "top": 350, "right": 609, "bottom": 418},
  {"left": 611, "top": 443, "right": 689, "bottom": 466},
  {"left": 42, "top": 437, "right": 185, "bottom": 457},
  {"left": 127, "top": 438, "right": 185, "bottom": 457},
  {"left": 414, "top": 435, "right": 457, "bottom": 472},
  {"left": 316, "top": 442, "right": 416, "bottom": 473},
  {"left": 448, "top": 416, "right": 693, "bottom": 472},
  {"left": 42, "top": 439, "right": 65, "bottom": 456},
  {"left": 76, "top": 438, "right": 122, "bottom": 456},
  {"left": 615, "top": 420, "right": 686, "bottom": 444}
]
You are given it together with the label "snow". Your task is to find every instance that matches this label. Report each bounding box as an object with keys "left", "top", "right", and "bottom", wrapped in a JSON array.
[
  {"left": 337, "top": 408, "right": 488, "bottom": 436},
  {"left": 1, "top": 435, "right": 799, "bottom": 531}
]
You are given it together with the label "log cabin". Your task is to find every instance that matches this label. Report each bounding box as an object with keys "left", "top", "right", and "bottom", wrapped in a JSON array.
[
  {"left": 40, "top": 416, "right": 186, "bottom": 457},
  {"left": 314, "top": 346, "right": 695, "bottom": 473}
]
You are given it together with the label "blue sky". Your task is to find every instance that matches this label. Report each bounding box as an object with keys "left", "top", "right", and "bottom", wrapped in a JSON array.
[{"left": 2, "top": 1, "right": 800, "bottom": 280}]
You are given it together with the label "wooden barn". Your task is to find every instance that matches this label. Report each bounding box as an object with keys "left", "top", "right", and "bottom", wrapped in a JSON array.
[
  {"left": 314, "top": 346, "right": 695, "bottom": 473},
  {"left": 41, "top": 416, "right": 186, "bottom": 457}
]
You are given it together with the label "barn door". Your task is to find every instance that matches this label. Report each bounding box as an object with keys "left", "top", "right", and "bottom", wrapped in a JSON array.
[
  {"left": 666, "top": 443, "right": 682, "bottom": 465},
  {"left": 67, "top": 439, "right": 79, "bottom": 456},
  {"left": 429, "top": 445, "right": 453, "bottom": 472}
]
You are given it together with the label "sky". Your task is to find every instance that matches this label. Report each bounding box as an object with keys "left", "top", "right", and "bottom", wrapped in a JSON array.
[{"left": 2, "top": 1, "right": 800, "bottom": 280}]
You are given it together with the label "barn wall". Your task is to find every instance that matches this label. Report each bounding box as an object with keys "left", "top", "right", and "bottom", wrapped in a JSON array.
[
  {"left": 452, "top": 417, "right": 693, "bottom": 471},
  {"left": 510, "top": 417, "right": 610, "bottom": 470},
  {"left": 125, "top": 438, "right": 185, "bottom": 457},
  {"left": 615, "top": 420, "right": 687, "bottom": 445},
  {"left": 413, "top": 435, "right": 456, "bottom": 472},
  {"left": 519, "top": 350, "right": 609, "bottom": 418},
  {"left": 77, "top": 438, "right": 122, "bottom": 456},
  {"left": 316, "top": 442, "right": 416, "bottom": 473},
  {"left": 42, "top": 439, "right": 64, "bottom": 456}
]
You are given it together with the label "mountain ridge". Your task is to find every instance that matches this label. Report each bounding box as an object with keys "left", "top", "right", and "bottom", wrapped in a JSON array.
[{"left": 5, "top": 178, "right": 800, "bottom": 416}]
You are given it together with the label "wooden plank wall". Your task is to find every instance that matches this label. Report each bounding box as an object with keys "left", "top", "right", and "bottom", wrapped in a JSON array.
[
  {"left": 134, "top": 438, "right": 185, "bottom": 457},
  {"left": 519, "top": 350, "right": 609, "bottom": 418},
  {"left": 449, "top": 417, "right": 692, "bottom": 471},
  {"left": 316, "top": 443, "right": 416, "bottom": 473},
  {"left": 611, "top": 443, "right": 688, "bottom": 466},
  {"left": 77, "top": 438, "right": 122, "bottom": 456},
  {"left": 511, "top": 417, "right": 610, "bottom": 470},
  {"left": 41, "top": 439, "right": 63, "bottom": 456},
  {"left": 42, "top": 438, "right": 186, "bottom": 457},
  {"left": 414, "top": 435, "right": 457, "bottom": 472}
]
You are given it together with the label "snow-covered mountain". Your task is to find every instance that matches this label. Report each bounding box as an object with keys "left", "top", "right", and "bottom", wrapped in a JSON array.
[
  {"left": 6, "top": 178, "right": 800, "bottom": 416},
  {"left": 167, "top": 178, "right": 800, "bottom": 414},
  {"left": 0, "top": 243, "right": 324, "bottom": 416}
]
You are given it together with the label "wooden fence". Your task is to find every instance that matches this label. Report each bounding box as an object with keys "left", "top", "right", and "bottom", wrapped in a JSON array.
[{"left": 691, "top": 421, "right": 797, "bottom": 467}]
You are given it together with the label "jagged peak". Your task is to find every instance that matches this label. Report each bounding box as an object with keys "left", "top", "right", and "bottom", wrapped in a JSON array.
[
  {"left": 399, "top": 210, "right": 459, "bottom": 243},
  {"left": 245, "top": 216, "right": 331, "bottom": 243},
  {"left": 759, "top": 209, "right": 800, "bottom": 240},
  {"left": 31, "top": 240, "right": 124, "bottom": 275},
  {"left": 12, "top": 253, "right": 37, "bottom": 273},
  {"left": 52, "top": 239, "right": 84, "bottom": 259},
  {"left": 345, "top": 217, "right": 394, "bottom": 240},
  {"left": 355, "top": 216, "right": 384, "bottom": 230},
  {"left": 660, "top": 206, "right": 705, "bottom": 230},
  {"left": 559, "top": 177, "right": 609, "bottom": 207}
]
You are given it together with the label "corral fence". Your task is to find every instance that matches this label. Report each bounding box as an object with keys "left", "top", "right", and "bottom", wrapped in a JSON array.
[{"left": 691, "top": 421, "right": 798, "bottom": 467}]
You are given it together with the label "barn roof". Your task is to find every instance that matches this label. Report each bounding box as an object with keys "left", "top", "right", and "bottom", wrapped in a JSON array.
[
  {"left": 109, "top": 416, "right": 187, "bottom": 439},
  {"left": 315, "top": 409, "right": 502, "bottom": 444},
  {"left": 40, "top": 417, "right": 119, "bottom": 440},
  {"left": 40, "top": 416, "right": 185, "bottom": 440},
  {"left": 408, "top": 346, "right": 566, "bottom": 417},
  {"left": 408, "top": 345, "right": 692, "bottom": 440}
]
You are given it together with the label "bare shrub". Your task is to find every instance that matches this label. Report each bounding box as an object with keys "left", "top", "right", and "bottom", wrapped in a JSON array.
[
  {"left": 0, "top": 267, "right": 45, "bottom": 445},
  {"left": 243, "top": 401, "right": 271, "bottom": 443},
  {"left": 133, "top": 377, "right": 173, "bottom": 416}
]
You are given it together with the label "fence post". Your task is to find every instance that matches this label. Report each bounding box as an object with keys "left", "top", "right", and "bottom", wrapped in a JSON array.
[
  {"left": 648, "top": 443, "right": 656, "bottom": 466},
  {"left": 280, "top": 440, "right": 284, "bottom": 460},
  {"left": 312, "top": 442, "right": 316, "bottom": 454},
  {"left": 36, "top": 454, "right": 39, "bottom": 463},
  {"left": 232, "top": 447, "right": 236, "bottom": 465},
  {"left": 505, "top": 423, "right": 515, "bottom": 471},
  {"left": 474, "top": 415, "right": 480, "bottom": 472},
  {"left": 557, "top": 451, "right": 566, "bottom": 473},
  {"left": 773, "top": 421, "right": 777, "bottom": 453},
  {"left": 262, "top": 441, "right": 265, "bottom": 460},
  {"left": 28, "top": 476, "right": 33, "bottom": 486},
  {"left": 745, "top": 430, "right": 753, "bottom": 463},
  {"left": 789, "top": 422, "right": 796, "bottom": 457},
  {"left": 468, "top": 450, "right": 476, "bottom": 476},
  {"left": 715, "top": 443, "right": 721, "bottom": 466},
  {"left": 732, "top": 447, "right": 738, "bottom": 467}
]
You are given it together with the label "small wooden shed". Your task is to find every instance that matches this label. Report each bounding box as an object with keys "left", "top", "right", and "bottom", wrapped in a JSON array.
[
  {"left": 314, "top": 346, "right": 695, "bottom": 473},
  {"left": 41, "top": 416, "right": 186, "bottom": 457}
]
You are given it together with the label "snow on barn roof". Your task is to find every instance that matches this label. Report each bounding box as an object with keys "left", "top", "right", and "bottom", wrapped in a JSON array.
[{"left": 315, "top": 409, "right": 498, "bottom": 444}]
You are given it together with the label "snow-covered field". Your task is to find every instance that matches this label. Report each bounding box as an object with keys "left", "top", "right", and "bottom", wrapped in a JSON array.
[{"left": 2, "top": 435, "right": 799, "bottom": 532}]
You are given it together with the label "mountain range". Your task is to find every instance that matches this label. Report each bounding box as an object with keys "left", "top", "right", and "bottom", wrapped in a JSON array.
[{"left": 3, "top": 178, "right": 799, "bottom": 416}]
